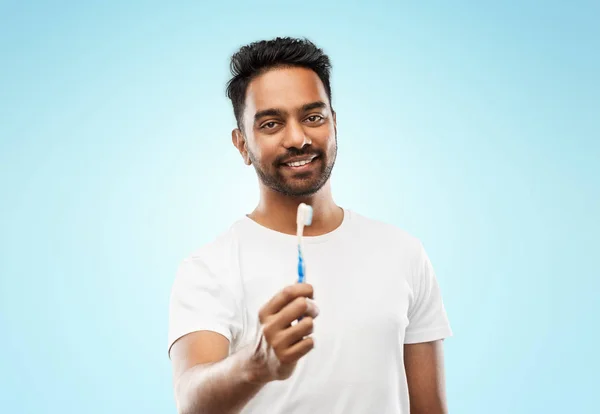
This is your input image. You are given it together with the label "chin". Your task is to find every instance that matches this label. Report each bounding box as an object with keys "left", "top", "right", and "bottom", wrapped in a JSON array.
[{"left": 282, "top": 181, "right": 325, "bottom": 197}]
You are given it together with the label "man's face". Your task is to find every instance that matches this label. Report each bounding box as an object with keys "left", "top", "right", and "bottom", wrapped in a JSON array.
[{"left": 236, "top": 66, "right": 337, "bottom": 197}]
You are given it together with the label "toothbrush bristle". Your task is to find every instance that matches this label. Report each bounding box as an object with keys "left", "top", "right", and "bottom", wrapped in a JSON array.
[
  {"left": 304, "top": 205, "right": 313, "bottom": 225},
  {"left": 297, "top": 203, "right": 313, "bottom": 226}
]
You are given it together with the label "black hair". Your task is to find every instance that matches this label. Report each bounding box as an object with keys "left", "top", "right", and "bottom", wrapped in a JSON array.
[{"left": 225, "top": 37, "right": 333, "bottom": 130}]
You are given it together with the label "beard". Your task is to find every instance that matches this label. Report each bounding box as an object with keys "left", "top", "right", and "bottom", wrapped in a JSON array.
[{"left": 248, "top": 136, "right": 337, "bottom": 197}]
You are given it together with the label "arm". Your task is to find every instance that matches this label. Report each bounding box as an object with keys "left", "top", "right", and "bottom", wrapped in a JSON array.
[
  {"left": 169, "top": 283, "right": 319, "bottom": 414},
  {"left": 404, "top": 340, "right": 448, "bottom": 414},
  {"left": 170, "top": 331, "right": 266, "bottom": 414}
]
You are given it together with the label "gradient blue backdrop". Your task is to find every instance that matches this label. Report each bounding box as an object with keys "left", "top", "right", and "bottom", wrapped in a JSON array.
[{"left": 1, "top": 1, "right": 598, "bottom": 413}]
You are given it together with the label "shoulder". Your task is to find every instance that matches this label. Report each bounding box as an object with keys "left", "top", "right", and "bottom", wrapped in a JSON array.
[
  {"left": 185, "top": 227, "right": 235, "bottom": 264},
  {"left": 181, "top": 217, "right": 248, "bottom": 264},
  {"left": 174, "top": 218, "right": 247, "bottom": 284},
  {"left": 347, "top": 209, "right": 424, "bottom": 255}
]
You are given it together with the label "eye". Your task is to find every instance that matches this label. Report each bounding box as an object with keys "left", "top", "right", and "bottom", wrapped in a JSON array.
[
  {"left": 261, "top": 121, "right": 278, "bottom": 129},
  {"left": 305, "top": 115, "right": 324, "bottom": 123}
]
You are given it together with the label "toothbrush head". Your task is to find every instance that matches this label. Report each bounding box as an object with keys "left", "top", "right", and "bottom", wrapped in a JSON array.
[{"left": 297, "top": 203, "right": 313, "bottom": 226}]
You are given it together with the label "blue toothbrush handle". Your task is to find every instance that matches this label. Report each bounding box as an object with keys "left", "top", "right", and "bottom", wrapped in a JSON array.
[
  {"left": 297, "top": 257, "right": 305, "bottom": 283},
  {"left": 297, "top": 248, "right": 305, "bottom": 321}
]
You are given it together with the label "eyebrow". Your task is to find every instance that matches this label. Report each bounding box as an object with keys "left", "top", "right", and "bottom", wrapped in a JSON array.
[
  {"left": 253, "top": 101, "right": 328, "bottom": 122},
  {"left": 301, "top": 101, "right": 327, "bottom": 112}
]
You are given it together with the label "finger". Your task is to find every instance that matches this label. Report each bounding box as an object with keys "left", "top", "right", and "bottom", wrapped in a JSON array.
[
  {"left": 305, "top": 298, "right": 320, "bottom": 319},
  {"left": 272, "top": 296, "right": 313, "bottom": 329},
  {"left": 276, "top": 317, "right": 314, "bottom": 349},
  {"left": 279, "top": 337, "right": 315, "bottom": 365},
  {"left": 259, "top": 284, "right": 314, "bottom": 320}
]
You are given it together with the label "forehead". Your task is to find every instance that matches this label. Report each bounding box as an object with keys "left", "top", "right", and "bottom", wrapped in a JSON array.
[{"left": 244, "top": 67, "right": 329, "bottom": 116}]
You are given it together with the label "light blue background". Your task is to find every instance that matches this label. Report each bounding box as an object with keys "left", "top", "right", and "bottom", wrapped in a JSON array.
[{"left": 1, "top": 1, "right": 598, "bottom": 413}]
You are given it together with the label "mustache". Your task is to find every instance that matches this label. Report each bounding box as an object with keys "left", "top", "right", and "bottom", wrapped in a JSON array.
[{"left": 274, "top": 148, "right": 323, "bottom": 165}]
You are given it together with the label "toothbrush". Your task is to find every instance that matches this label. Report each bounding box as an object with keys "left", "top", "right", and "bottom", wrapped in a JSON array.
[{"left": 296, "top": 203, "right": 313, "bottom": 284}]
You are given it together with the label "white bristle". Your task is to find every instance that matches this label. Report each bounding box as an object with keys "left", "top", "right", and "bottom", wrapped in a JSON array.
[{"left": 297, "top": 203, "right": 313, "bottom": 226}]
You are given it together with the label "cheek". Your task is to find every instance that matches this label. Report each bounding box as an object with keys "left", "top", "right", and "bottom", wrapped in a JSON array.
[
  {"left": 249, "top": 137, "right": 280, "bottom": 165},
  {"left": 309, "top": 124, "right": 334, "bottom": 145},
  {"left": 320, "top": 126, "right": 337, "bottom": 152}
]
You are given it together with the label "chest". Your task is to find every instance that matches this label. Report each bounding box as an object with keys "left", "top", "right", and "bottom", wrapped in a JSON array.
[{"left": 234, "top": 241, "right": 412, "bottom": 353}]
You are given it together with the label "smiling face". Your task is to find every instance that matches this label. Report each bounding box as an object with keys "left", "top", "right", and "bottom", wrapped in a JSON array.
[{"left": 232, "top": 66, "right": 337, "bottom": 197}]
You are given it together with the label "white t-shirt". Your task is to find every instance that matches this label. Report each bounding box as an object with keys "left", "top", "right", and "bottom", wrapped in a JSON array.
[{"left": 168, "top": 209, "right": 452, "bottom": 414}]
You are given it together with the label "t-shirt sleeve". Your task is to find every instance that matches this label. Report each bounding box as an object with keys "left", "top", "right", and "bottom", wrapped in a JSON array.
[
  {"left": 404, "top": 242, "right": 453, "bottom": 344},
  {"left": 167, "top": 255, "right": 243, "bottom": 357}
]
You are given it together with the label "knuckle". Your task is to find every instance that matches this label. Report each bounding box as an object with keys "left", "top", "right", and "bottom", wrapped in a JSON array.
[
  {"left": 279, "top": 351, "right": 293, "bottom": 364},
  {"left": 295, "top": 296, "right": 308, "bottom": 311},
  {"left": 303, "top": 317, "right": 314, "bottom": 330},
  {"left": 306, "top": 337, "right": 315, "bottom": 349},
  {"left": 282, "top": 286, "right": 294, "bottom": 299},
  {"left": 262, "top": 321, "right": 275, "bottom": 339},
  {"left": 306, "top": 284, "right": 314, "bottom": 297},
  {"left": 270, "top": 333, "right": 284, "bottom": 350},
  {"left": 300, "top": 322, "right": 313, "bottom": 337}
]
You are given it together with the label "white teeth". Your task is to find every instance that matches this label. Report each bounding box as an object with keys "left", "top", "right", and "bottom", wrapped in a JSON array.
[{"left": 287, "top": 158, "right": 313, "bottom": 167}]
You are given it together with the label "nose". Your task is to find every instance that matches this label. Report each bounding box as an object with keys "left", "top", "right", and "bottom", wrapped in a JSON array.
[{"left": 283, "top": 120, "right": 312, "bottom": 149}]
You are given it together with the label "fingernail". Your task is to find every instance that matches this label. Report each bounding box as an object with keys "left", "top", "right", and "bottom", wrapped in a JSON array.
[{"left": 307, "top": 299, "right": 320, "bottom": 316}]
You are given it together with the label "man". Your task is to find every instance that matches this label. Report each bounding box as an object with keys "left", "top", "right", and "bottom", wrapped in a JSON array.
[{"left": 168, "top": 37, "right": 452, "bottom": 414}]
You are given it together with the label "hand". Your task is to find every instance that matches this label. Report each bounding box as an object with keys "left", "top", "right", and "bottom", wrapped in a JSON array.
[{"left": 247, "top": 283, "right": 320, "bottom": 383}]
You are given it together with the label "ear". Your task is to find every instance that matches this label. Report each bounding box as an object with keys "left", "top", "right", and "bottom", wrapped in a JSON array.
[{"left": 231, "top": 128, "right": 252, "bottom": 165}]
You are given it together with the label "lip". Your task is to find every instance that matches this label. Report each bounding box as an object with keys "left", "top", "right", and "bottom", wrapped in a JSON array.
[
  {"left": 280, "top": 156, "right": 320, "bottom": 172},
  {"left": 280, "top": 154, "right": 318, "bottom": 165}
]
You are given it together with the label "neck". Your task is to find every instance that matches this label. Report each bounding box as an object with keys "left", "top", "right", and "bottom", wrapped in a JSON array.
[{"left": 248, "top": 180, "right": 343, "bottom": 236}]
